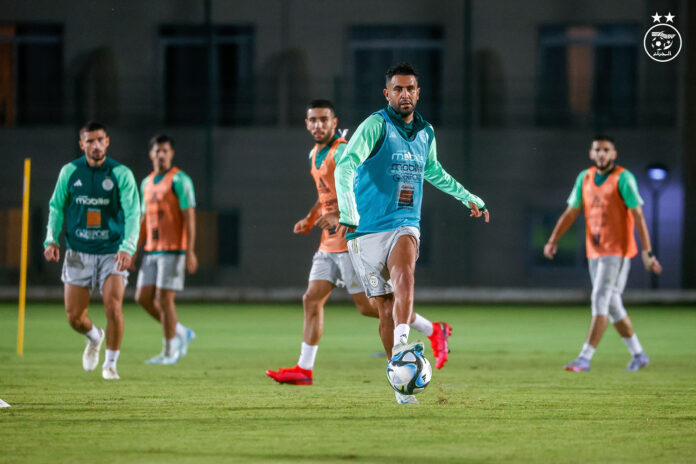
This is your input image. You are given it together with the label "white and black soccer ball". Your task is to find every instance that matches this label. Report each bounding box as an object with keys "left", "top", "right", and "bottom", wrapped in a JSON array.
[{"left": 386, "top": 347, "right": 432, "bottom": 395}]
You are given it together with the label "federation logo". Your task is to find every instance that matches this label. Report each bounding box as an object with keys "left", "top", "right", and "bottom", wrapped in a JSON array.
[
  {"left": 368, "top": 273, "right": 379, "bottom": 288},
  {"left": 102, "top": 178, "right": 114, "bottom": 191},
  {"left": 643, "top": 12, "right": 682, "bottom": 63}
]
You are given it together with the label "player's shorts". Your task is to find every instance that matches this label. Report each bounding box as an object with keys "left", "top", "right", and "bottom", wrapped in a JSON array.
[
  {"left": 588, "top": 255, "right": 631, "bottom": 322},
  {"left": 136, "top": 253, "right": 186, "bottom": 291},
  {"left": 308, "top": 251, "right": 364, "bottom": 294},
  {"left": 61, "top": 249, "right": 128, "bottom": 294},
  {"left": 347, "top": 226, "right": 420, "bottom": 298}
]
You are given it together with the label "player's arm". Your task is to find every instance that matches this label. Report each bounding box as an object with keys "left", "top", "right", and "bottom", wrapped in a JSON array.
[
  {"left": 423, "top": 132, "right": 489, "bottom": 222},
  {"left": 619, "top": 170, "right": 662, "bottom": 274},
  {"left": 544, "top": 170, "right": 585, "bottom": 259},
  {"left": 334, "top": 114, "right": 384, "bottom": 228},
  {"left": 544, "top": 205, "right": 581, "bottom": 259},
  {"left": 44, "top": 164, "right": 75, "bottom": 262},
  {"left": 295, "top": 200, "right": 321, "bottom": 234},
  {"left": 131, "top": 178, "right": 148, "bottom": 270},
  {"left": 182, "top": 207, "right": 198, "bottom": 273},
  {"left": 173, "top": 171, "right": 198, "bottom": 274},
  {"left": 113, "top": 165, "right": 141, "bottom": 270}
]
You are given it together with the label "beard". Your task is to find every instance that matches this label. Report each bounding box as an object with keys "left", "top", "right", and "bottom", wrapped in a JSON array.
[
  {"left": 390, "top": 99, "right": 416, "bottom": 118},
  {"left": 596, "top": 159, "right": 614, "bottom": 171}
]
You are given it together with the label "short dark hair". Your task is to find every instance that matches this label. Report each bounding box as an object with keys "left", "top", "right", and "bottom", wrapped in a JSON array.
[
  {"left": 306, "top": 99, "right": 335, "bottom": 116},
  {"left": 148, "top": 134, "right": 175, "bottom": 151},
  {"left": 79, "top": 121, "right": 107, "bottom": 137},
  {"left": 385, "top": 62, "right": 419, "bottom": 83},
  {"left": 592, "top": 134, "right": 615, "bottom": 147}
]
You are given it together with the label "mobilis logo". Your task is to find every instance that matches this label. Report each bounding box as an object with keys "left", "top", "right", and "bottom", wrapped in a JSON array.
[{"left": 644, "top": 12, "right": 682, "bottom": 63}]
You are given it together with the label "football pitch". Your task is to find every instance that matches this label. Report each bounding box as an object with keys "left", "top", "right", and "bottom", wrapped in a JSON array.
[{"left": 1, "top": 302, "right": 695, "bottom": 463}]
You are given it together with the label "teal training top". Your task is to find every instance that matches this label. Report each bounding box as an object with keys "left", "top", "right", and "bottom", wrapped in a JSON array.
[
  {"left": 44, "top": 156, "right": 140, "bottom": 255},
  {"left": 335, "top": 106, "right": 485, "bottom": 230},
  {"left": 567, "top": 166, "right": 643, "bottom": 209}
]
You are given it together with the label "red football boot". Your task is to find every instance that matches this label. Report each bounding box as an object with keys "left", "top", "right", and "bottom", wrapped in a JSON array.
[
  {"left": 265, "top": 365, "right": 313, "bottom": 385},
  {"left": 428, "top": 322, "right": 452, "bottom": 369}
]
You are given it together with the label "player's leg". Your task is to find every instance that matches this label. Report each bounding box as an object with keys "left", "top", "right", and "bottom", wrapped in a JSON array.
[
  {"left": 101, "top": 273, "right": 125, "bottom": 379},
  {"left": 387, "top": 234, "right": 418, "bottom": 348},
  {"left": 266, "top": 280, "right": 332, "bottom": 384},
  {"left": 565, "top": 256, "right": 620, "bottom": 371},
  {"left": 135, "top": 254, "right": 161, "bottom": 322},
  {"left": 608, "top": 258, "right": 649, "bottom": 370},
  {"left": 156, "top": 287, "right": 180, "bottom": 362},
  {"left": 62, "top": 250, "right": 105, "bottom": 371},
  {"left": 350, "top": 292, "right": 378, "bottom": 317},
  {"left": 266, "top": 251, "right": 336, "bottom": 385},
  {"left": 65, "top": 283, "right": 104, "bottom": 371}
]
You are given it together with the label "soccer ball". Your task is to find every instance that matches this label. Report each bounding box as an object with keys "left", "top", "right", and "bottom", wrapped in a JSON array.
[{"left": 386, "top": 346, "right": 432, "bottom": 395}]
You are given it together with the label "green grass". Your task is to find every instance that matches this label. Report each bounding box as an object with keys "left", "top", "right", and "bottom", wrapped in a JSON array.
[{"left": 1, "top": 302, "right": 695, "bottom": 463}]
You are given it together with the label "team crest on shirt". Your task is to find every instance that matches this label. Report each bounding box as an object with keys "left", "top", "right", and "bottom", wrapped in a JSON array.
[{"left": 102, "top": 178, "right": 114, "bottom": 191}]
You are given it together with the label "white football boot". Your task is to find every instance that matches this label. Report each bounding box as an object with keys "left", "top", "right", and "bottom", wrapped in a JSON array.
[
  {"left": 102, "top": 366, "right": 120, "bottom": 380},
  {"left": 394, "top": 391, "right": 418, "bottom": 405},
  {"left": 82, "top": 328, "right": 104, "bottom": 371}
]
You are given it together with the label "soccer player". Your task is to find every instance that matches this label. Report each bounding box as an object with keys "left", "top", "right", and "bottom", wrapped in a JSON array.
[
  {"left": 266, "top": 99, "right": 451, "bottom": 386},
  {"left": 134, "top": 135, "right": 197, "bottom": 365},
  {"left": 43, "top": 122, "right": 140, "bottom": 380},
  {"left": 334, "top": 63, "right": 490, "bottom": 404},
  {"left": 544, "top": 134, "right": 662, "bottom": 372}
]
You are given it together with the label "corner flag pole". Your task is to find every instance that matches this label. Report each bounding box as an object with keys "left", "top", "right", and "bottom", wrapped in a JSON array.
[{"left": 17, "top": 158, "right": 31, "bottom": 356}]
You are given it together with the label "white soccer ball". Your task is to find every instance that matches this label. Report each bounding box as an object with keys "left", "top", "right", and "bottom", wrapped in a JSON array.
[{"left": 386, "top": 346, "right": 432, "bottom": 395}]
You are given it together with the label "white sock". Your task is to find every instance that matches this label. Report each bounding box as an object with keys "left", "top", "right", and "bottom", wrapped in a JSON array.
[
  {"left": 409, "top": 314, "right": 433, "bottom": 336},
  {"left": 393, "top": 324, "right": 410, "bottom": 347},
  {"left": 85, "top": 326, "right": 101, "bottom": 344},
  {"left": 104, "top": 349, "right": 120, "bottom": 368},
  {"left": 579, "top": 343, "right": 596, "bottom": 360},
  {"left": 165, "top": 337, "right": 177, "bottom": 357},
  {"left": 297, "top": 342, "right": 318, "bottom": 370},
  {"left": 175, "top": 322, "right": 188, "bottom": 338},
  {"left": 622, "top": 334, "right": 644, "bottom": 356}
]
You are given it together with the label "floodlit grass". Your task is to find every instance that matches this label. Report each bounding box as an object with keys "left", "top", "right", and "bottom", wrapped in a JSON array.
[{"left": 1, "top": 302, "right": 695, "bottom": 463}]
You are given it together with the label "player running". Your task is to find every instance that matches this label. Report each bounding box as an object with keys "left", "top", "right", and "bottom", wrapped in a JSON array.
[
  {"left": 335, "top": 63, "right": 490, "bottom": 404},
  {"left": 544, "top": 134, "right": 661, "bottom": 372},
  {"left": 266, "top": 99, "right": 451, "bottom": 386},
  {"left": 43, "top": 122, "right": 140, "bottom": 380},
  {"left": 134, "top": 135, "right": 198, "bottom": 365}
]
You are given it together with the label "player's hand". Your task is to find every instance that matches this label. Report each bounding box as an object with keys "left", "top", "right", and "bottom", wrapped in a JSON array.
[
  {"left": 641, "top": 250, "right": 662, "bottom": 274},
  {"left": 128, "top": 252, "right": 138, "bottom": 271},
  {"left": 315, "top": 211, "right": 340, "bottom": 230},
  {"left": 293, "top": 218, "right": 312, "bottom": 234},
  {"left": 468, "top": 202, "right": 490, "bottom": 223},
  {"left": 186, "top": 250, "right": 199, "bottom": 274},
  {"left": 543, "top": 242, "right": 557, "bottom": 259},
  {"left": 44, "top": 244, "right": 60, "bottom": 262},
  {"left": 113, "top": 251, "right": 132, "bottom": 272}
]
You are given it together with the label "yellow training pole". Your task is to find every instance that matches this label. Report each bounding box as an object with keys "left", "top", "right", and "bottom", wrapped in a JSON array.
[{"left": 17, "top": 158, "right": 31, "bottom": 356}]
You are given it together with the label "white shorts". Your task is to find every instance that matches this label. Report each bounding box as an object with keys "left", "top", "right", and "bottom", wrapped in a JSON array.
[
  {"left": 136, "top": 253, "right": 186, "bottom": 291},
  {"left": 588, "top": 256, "right": 631, "bottom": 322},
  {"left": 61, "top": 249, "right": 128, "bottom": 294},
  {"left": 347, "top": 226, "right": 420, "bottom": 298},
  {"left": 308, "top": 251, "right": 364, "bottom": 295}
]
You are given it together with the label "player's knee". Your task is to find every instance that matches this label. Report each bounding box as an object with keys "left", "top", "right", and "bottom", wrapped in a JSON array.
[
  {"left": 134, "top": 289, "right": 149, "bottom": 307},
  {"left": 302, "top": 290, "right": 322, "bottom": 309},
  {"left": 608, "top": 295, "right": 627, "bottom": 324},
  {"left": 103, "top": 299, "right": 123, "bottom": 320},
  {"left": 591, "top": 289, "right": 611, "bottom": 317}
]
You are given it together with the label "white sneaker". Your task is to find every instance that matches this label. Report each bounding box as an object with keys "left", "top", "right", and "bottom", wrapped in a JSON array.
[
  {"left": 102, "top": 366, "right": 120, "bottom": 380},
  {"left": 144, "top": 353, "right": 179, "bottom": 365},
  {"left": 82, "top": 328, "right": 104, "bottom": 371},
  {"left": 178, "top": 328, "right": 196, "bottom": 357},
  {"left": 394, "top": 390, "right": 418, "bottom": 405}
]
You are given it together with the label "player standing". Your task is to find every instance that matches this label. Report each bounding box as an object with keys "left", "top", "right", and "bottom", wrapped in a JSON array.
[
  {"left": 43, "top": 122, "right": 140, "bottom": 380},
  {"left": 544, "top": 135, "right": 661, "bottom": 372},
  {"left": 134, "top": 135, "right": 197, "bottom": 364},
  {"left": 335, "top": 63, "right": 490, "bottom": 404},
  {"left": 266, "top": 100, "right": 450, "bottom": 385}
]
